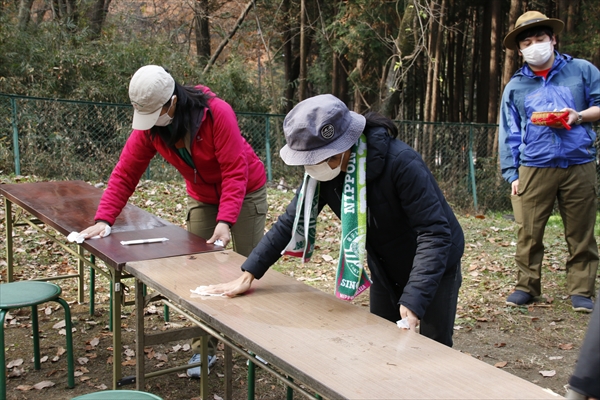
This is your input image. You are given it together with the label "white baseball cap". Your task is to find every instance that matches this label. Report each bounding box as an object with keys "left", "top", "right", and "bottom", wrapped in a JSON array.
[{"left": 129, "top": 65, "right": 175, "bottom": 130}]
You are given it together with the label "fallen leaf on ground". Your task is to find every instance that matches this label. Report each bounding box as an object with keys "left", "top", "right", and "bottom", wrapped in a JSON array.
[
  {"left": 33, "top": 381, "right": 55, "bottom": 390},
  {"left": 494, "top": 361, "right": 508, "bottom": 368},
  {"left": 558, "top": 343, "right": 574, "bottom": 350},
  {"left": 7, "top": 359, "right": 23, "bottom": 368},
  {"left": 540, "top": 370, "right": 556, "bottom": 377},
  {"left": 52, "top": 320, "right": 66, "bottom": 329},
  {"left": 16, "top": 385, "right": 33, "bottom": 391}
]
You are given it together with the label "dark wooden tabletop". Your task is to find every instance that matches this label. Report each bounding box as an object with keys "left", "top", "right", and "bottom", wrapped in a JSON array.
[
  {"left": 126, "top": 251, "right": 561, "bottom": 400},
  {"left": 1, "top": 180, "right": 220, "bottom": 270}
]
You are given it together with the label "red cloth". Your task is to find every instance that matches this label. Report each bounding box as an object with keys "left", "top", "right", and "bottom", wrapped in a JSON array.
[{"left": 95, "top": 87, "right": 266, "bottom": 226}]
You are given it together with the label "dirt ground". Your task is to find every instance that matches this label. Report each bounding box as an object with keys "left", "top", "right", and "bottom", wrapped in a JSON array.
[{"left": 1, "top": 177, "right": 597, "bottom": 399}]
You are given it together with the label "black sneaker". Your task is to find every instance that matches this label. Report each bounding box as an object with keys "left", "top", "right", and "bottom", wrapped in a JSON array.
[{"left": 506, "top": 290, "right": 532, "bottom": 306}]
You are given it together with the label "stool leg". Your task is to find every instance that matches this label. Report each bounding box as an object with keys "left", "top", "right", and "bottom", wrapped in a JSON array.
[
  {"left": 54, "top": 298, "right": 75, "bottom": 389},
  {"left": 31, "top": 306, "right": 40, "bottom": 370},
  {"left": 1, "top": 309, "right": 8, "bottom": 400}
]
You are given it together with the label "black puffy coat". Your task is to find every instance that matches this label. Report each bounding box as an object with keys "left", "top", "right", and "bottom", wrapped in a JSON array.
[{"left": 241, "top": 125, "right": 464, "bottom": 318}]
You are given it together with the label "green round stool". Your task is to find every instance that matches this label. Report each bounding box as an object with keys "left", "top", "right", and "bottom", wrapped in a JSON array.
[
  {"left": 0, "top": 281, "right": 75, "bottom": 400},
  {"left": 72, "top": 390, "right": 163, "bottom": 399}
]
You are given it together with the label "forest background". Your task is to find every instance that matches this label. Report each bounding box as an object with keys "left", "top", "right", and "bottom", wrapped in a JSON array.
[{"left": 1, "top": 1, "right": 600, "bottom": 149}]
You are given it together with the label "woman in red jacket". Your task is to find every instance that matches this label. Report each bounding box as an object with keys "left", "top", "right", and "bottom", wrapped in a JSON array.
[
  {"left": 80, "top": 65, "right": 267, "bottom": 256},
  {"left": 80, "top": 65, "right": 268, "bottom": 377}
]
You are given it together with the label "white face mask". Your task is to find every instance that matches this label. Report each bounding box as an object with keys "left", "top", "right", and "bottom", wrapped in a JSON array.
[
  {"left": 154, "top": 97, "right": 175, "bottom": 127},
  {"left": 304, "top": 154, "right": 344, "bottom": 182},
  {"left": 521, "top": 41, "right": 553, "bottom": 67}
]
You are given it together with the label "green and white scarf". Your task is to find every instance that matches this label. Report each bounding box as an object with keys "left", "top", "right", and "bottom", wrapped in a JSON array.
[{"left": 282, "top": 134, "right": 371, "bottom": 300}]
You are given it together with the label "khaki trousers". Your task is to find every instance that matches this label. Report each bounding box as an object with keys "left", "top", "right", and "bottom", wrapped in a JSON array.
[
  {"left": 511, "top": 163, "right": 598, "bottom": 297},
  {"left": 187, "top": 185, "right": 267, "bottom": 356}
]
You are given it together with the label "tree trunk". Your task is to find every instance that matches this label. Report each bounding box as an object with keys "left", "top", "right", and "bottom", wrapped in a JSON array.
[
  {"left": 453, "top": 17, "right": 465, "bottom": 122},
  {"left": 17, "top": 0, "right": 36, "bottom": 28},
  {"left": 298, "top": 0, "right": 307, "bottom": 101},
  {"left": 501, "top": 0, "right": 521, "bottom": 90},
  {"left": 352, "top": 57, "right": 364, "bottom": 112},
  {"left": 194, "top": 0, "right": 211, "bottom": 61},
  {"left": 282, "top": 0, "right": 294, "bottom": 113},
  {"left": 87, "top": 0, "right": 112, "bottom": 39},
  {"left": 476, "top": 4, "right": 491, "bottom": 124},
  {"left": 487, "top": 0, "right": 501, "bottom": 156},
  {"left": 380, "top": 1, "right": 415, "bottom": 119}
]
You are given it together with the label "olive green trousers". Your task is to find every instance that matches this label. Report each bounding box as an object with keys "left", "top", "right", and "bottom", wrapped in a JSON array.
[{"left": 511, "top": 163, "right": 598, "bottom": 298}]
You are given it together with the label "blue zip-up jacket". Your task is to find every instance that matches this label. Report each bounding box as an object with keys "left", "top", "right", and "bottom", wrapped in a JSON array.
[{"left": 499, "top": 52, "right": 599, "bottom": 183}]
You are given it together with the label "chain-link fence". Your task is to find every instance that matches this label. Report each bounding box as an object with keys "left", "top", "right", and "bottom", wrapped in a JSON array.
[{"left": 1, "top": 93, "right": 598, "bottom": 213}]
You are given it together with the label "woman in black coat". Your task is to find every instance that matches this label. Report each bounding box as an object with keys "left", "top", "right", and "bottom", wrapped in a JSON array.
[{"left": 203, "top": 94, "right": 464, "bottom": 347}]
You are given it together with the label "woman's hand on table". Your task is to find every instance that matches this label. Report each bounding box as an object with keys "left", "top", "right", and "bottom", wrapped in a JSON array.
[
  {"left": 399, "top": 305, "right": 420, "bottom": 332},
  {"left": 79, "top": 221, "right": 111, "bottom": 239},
  {"left": 200, "top": 271, "right": 255, "bottom": 297},
  {"left": 206, "top": 222, "right": 231, "bottom": 248}
]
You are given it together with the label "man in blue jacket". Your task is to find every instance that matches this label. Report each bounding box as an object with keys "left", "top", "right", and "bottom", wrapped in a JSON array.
[{"left": 499, "top": 11, "right": 600, "bottom": 312}]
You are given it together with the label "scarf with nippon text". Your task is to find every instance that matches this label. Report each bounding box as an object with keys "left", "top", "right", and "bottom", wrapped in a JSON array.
[{"left": 282, "top": 134, "right": 371, "bottom": 300}]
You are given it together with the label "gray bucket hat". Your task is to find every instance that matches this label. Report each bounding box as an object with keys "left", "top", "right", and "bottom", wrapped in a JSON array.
[{"left": 280, "top": 94, "right": 366, "bottom": 166}]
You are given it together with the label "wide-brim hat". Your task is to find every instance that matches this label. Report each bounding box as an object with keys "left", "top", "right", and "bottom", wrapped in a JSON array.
[
  {"left": 129, "top": 65, "right": 175, "bottom": 130},
  {"left": 503, "top": 11, "right": 564, "bottom": 51},
  {"left": 279, "top": 94, "right": 366, "bottom": 166}
]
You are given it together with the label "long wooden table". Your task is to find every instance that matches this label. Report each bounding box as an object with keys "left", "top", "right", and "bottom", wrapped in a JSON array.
[
  {"left": 0, "top": 180, "right": 220, "bottom": 389},
  {"left": 126, "top": 251, "right": 563, "bottom": 400}
]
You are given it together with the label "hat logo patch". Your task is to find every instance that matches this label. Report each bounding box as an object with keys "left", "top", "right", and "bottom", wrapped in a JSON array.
[{"left": 320, "top": 124, "right": 335, "bottom": 139}]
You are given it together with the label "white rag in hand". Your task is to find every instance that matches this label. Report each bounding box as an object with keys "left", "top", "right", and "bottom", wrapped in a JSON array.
[
  {"left": 190, "top": 286, "right": 224, "bottom": 297},
  {"left": 67, "top": 225, "right": 111, "bottom": 243}
]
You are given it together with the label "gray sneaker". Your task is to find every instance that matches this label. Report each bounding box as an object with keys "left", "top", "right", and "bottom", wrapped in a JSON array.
[{"left": 186, "top": 353, "right": 217, "bottom": 378}]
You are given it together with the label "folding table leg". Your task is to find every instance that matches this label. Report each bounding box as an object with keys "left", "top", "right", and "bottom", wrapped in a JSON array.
[
  {"left": 135, "top": 279, "right": 145, "bottom": 391},
  {"left": 111, "top": 270, "right": 122, "bottom": 389},
  {"left": 225, "top": 346, "right": 233, "bottom": 400},
  {"left": 200, "top": 334, "right": 209, "bottom": 399},
  {"left": 89, "top": 255, "right": 96, "bottom": 316},
  {"left": 77, "top": 246, "right": 85, "bottom": 304}
]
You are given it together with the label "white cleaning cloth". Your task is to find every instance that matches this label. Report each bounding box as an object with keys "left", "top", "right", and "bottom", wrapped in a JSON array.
[
  {"left": 191, "top": 286, "right": 225, "bottom": 297},
  {"left": 396, "top": 319, "right": 410, "bottom": 329},
  {"left": 67, "top": 225, "right": 111, "bottom": 243}
]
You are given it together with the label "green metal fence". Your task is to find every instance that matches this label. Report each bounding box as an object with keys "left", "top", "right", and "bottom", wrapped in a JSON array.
[{"left": 1, "top": 93, "right": 598, "bottom": 213}]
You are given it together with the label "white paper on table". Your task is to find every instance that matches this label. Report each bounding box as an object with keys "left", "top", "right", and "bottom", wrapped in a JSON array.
[{"left": 120, "top": 237, "right": 169, "bottom": 246}]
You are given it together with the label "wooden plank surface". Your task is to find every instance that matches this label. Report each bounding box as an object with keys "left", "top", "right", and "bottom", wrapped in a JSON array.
[
  {"left": 0, "top": 180, "right": 220, "bottom": 269},
  {"left": 126, "top": 252, "right": 562, "bottom": 400}
]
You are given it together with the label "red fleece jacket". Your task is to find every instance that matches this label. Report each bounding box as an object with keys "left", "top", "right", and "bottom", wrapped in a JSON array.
[{"left": 94, "top": 86, "right": 266, "bottom": 226}]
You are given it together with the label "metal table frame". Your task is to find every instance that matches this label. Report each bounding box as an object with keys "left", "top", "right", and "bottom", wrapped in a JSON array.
[{"left": 1, "top": 180, "right": 219, "bottom": 390}]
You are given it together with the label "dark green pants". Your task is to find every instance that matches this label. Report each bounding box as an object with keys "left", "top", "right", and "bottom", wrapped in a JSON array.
[
  {"left": 187, "top": 185, "right": 267, "bottom": 356},
  {"left": 511, "top": 163, "right": 598, "bottom": 298}
]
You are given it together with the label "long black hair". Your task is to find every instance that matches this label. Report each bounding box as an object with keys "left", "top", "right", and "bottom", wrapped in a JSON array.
[
  {"left": 149, "top": 80, "right": 212, "bottom": 148},
  {"left": 364, "top": 111, "right": 399, "bottom": 139}
]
